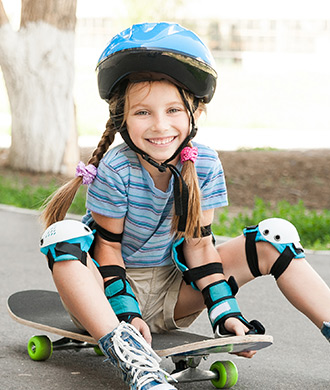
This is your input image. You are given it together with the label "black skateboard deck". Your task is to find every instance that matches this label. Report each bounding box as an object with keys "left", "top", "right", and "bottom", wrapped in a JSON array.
[
  {"left": 8, "top": 290, "right": 273, "bottom": 388},
  {"left": 8, "top": 290, "right": 95, "bottom": 343}
]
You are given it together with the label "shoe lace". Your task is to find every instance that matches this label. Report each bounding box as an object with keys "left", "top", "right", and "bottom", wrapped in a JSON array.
[{"left": 112, "top": 323, "right": 175, "bottom": 389}]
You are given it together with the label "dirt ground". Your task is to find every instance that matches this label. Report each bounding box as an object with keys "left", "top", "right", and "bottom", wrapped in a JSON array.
[
  {"left": 219, "top": 149, "right": 330, "bottom": 211},
  {"left": 0, "top": 148, "right": 329, "bottom": 211}
]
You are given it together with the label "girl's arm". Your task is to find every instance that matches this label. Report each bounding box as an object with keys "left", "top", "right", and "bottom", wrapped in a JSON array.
[
  {"left": 182, "top": 209, "right": 258, "bottom": 352},
  {"left": 182, "top": 209, "right": 224, "bottom": 290},
  {"left": 91, "top": 212, "right": 152, "bottom": 343},
  {"left": 91, "top": 211, "right": 125, "bottom": 270}
]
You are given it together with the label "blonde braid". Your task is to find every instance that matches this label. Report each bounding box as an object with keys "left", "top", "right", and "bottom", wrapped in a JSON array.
[
  {"left": 41, "top": 115, "right": 118, "bottom": 228},
  {"left": 88, "top": 118, "right": 115, "bottom": 167},
  {"left": 171, "top": 141, "right": 202, "bottom": 240}
]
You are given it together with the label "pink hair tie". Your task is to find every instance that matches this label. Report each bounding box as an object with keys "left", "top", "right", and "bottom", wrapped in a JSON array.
[
  {"left": 180, "top": 146, "right": 198, "bottom": 164},
  {"left": 75, "top": 161, "right": 97, "bottom": 185}
]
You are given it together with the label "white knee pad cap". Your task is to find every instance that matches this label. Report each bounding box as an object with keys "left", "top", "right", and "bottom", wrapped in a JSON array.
[
  {"left": 40, "top": 220, "right": 95, "bottom": 270},
  {"left": 250, "top": 217, "right": 304, "bottom": 258},
  {"left": 259, "top": 218, "right": 300, "bottom": 246},
  {"left": 40, "top": 220, "right": 93, "bottom": 249}
]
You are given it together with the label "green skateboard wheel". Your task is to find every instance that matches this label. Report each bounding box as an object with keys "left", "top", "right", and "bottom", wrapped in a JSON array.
[
  {"left": 93, "top": 345, "right": 104, "bottom": 356},
  {"left": 210, "top": 360, "right": 238, "bottom": 388},
  {"left": 27, "top": 335, "right": 53, "bottom": 361}
]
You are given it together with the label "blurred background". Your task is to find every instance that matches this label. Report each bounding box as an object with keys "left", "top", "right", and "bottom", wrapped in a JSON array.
[{"left": 1, "top": 0, "right": 330, "bottom": 151}]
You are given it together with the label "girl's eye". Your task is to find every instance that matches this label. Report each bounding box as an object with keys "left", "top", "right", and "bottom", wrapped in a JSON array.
[
  {"left": 168, "top": 107, "right": 181, "bottom": 114},
  {"left": 135, "top": 110, "right": 149, "bottom": 116}
]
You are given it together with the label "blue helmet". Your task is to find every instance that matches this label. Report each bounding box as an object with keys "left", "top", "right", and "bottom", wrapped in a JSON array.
[{"left": 96, "top": 22, "right": 217, "bottom": 103}]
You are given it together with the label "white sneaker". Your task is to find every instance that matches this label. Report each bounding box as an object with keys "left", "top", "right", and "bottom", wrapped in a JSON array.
[{"left": 99, "top": 322, "right": 177, "bottom": 390}]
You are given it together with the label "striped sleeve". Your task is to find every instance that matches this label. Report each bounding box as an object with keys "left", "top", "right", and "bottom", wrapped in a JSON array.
[
  {"left": 194, "top": 143, "right": 228, "bottom": 210},
  {"left": 85, "top": 148, "right": 129, "bottom": 219}
]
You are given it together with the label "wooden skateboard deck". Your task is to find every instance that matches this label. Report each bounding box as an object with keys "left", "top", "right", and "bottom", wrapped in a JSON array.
[
  {"left": 151, "top": 331, "right": 272, "bottom": 357},
  {"left": 8, "top": 290, "right": 273, "bottom": 387}
]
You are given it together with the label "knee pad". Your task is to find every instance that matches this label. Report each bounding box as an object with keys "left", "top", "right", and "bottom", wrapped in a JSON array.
[
  {"left": 40, "top": 220, "right": 94, "bottom": 271},
  {"left": 244, "top": 218, "right": 305, "bottom": 280},
  {"left": 172, "top": 235, "right": 223, "bottom": 291}
]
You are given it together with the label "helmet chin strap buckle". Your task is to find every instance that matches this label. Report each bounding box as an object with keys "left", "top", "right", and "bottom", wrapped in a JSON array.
[{"left": 142, "top": 155, "right": 167, "bottom": 172}]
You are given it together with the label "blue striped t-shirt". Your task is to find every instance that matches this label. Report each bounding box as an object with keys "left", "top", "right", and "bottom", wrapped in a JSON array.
[{"left": 82, "top": 142, "right": 228, "bottom": 268}]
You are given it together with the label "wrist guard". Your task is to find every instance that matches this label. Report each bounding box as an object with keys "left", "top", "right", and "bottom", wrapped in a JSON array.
[{"left": 203, "top": 277, "right": 265, "bottom": 336}]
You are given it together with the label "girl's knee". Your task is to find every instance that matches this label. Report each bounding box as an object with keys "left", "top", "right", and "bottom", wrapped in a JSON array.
[{"left": 255, "top": 241, "right": 280, "bottom": 275}]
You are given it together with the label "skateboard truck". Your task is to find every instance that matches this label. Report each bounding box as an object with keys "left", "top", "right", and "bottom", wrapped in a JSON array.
[
  {"left": 168, "top": 354, "right": 238, "bottom": 388},
  {"left": 52, "top": 337, "right": 96, "bottom": 351},
  {"left": 171, "top": 355, "right": 216, "bottom": 381}
]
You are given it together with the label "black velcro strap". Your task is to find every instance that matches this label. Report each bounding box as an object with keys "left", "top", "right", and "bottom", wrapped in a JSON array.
[
  {"left": 227, "top": 275, "right": 239, "bottom": 295},
  {"left": 270, "top": 246, "right": 295, "bottom": 280},
  {"left": 245, "top": 231, "right": 262, "bottom": 278},
  {"left": 99, "top": 265, "right": 126, "bottom": 279},
  {"left": 192, "top": 224, "right": 213, "bottom": 238},
  {"left": 55, "top": 242, "right": 87, "bottom": 266},
  {"left": 201, "top": 224, "right": 212, "bottom": 237},
  {"left": 92, "top": 221, "right": 123, "bottom": 243},
  {"left": 183, "top": 262, "right": 224, "bottom": 285},
  {"left": 46, "top": 251, "right": 55, "bottom": 272}
]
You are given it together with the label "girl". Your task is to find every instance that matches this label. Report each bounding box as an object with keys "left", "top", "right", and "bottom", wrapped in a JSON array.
[{"left": 40, "top": 22, "right": 330, "bottom": 390}]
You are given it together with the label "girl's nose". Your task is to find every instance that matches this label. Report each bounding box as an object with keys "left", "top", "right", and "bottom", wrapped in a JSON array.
[{"left": 151, "top": 112, "right": 169, "bottom": 132}]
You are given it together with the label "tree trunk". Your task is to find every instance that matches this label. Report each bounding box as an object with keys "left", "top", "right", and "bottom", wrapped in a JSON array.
[{"left": 0, "top": 0, "right": 79, "bottom": 174}]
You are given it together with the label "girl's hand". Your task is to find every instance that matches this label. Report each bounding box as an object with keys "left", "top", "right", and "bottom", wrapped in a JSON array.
[
  {"left": 224, "top": 317, "right": 257, "bottom": 359},
  {"left": 131, "top": 317, "right": 152, "bottom": 345}
]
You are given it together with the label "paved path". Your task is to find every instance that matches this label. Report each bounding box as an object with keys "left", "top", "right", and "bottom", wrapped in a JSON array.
[{"left": 1, "top": 205, "right": 330, "bottom": 389}]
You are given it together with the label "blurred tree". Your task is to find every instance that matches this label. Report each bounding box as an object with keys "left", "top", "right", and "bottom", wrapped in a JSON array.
[{"left": 0, "top": 0, "right": 78, "bottom": 174}]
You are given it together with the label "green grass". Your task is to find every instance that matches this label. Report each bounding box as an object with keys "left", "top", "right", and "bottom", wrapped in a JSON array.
[
  {"left": 212, "top": 198, "right": 330, "bottom": 251},
  {"left": 0, "top": 176, "right": 87, "bottom": 215},
  {"left": 1, "top": 174, "right": 329, "bottom": 251}
]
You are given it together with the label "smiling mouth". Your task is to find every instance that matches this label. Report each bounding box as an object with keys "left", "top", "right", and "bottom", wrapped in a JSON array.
[{"left": 147, "top": 136, "right": 176, "bottom": 145}]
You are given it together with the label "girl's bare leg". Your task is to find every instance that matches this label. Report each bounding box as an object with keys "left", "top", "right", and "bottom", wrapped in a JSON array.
[
  {"left": 52, "top": 256, "right": 178, "bottom": 389},
  {"left": 174, "top": 234, "right": 330, "bottom": 332},
  {"left": 276, "top": 259, "right": 330, "bottom": 328},
  {"left": 217, "top": 235, "right": 330, "bottom": 329},
  {"left": 174, "top": 281, "right": 205, "bottom": 320},
  {"left": 52, "top": 255, "right": 119, "bottom": 341}
]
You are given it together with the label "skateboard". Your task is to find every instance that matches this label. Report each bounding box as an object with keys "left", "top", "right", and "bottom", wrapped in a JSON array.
[{"left": 7, "top": 290, "right": 273, "bottom": 388}]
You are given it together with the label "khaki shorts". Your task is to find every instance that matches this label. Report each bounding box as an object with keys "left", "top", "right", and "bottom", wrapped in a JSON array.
[
  {"left": 64, "top": 264, "right": 202, "bottom": 334},
  {"left": 127, "top": 265, "right": 202, "bottom": 333}
]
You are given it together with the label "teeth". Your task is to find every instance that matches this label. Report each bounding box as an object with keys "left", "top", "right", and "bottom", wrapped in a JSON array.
[{"left": 148, "top": 137, "right": 174, "bottom": 145}]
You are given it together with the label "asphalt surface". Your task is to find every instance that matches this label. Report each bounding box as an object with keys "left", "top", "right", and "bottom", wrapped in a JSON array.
[{"left": 1, "top": 205, "right": 330, "bottom": 390}]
